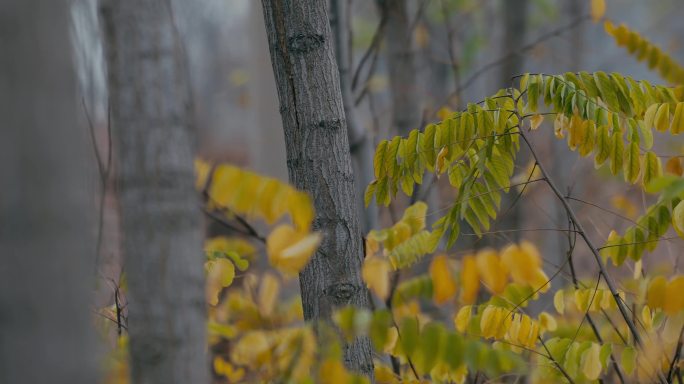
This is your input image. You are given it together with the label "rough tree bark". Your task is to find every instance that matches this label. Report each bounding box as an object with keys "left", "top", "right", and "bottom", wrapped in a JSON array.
[
  {"left": 99, "top": 1, "right": 208, "bottom": 383},
  {"left": 0, "top": 1, "right": 98, "bottom": 382},
  {"left": 378, "top": 0, "right": 421, "bottom": 136},
  {"left": 330, "top": 0, "right": 378, "bottom": 231},
  {"left": 260, "top": 0, "right": 374, "bottom": 378}
]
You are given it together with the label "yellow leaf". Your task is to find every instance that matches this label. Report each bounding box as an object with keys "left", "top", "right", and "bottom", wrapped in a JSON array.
[
  {"left": 610, "top": 195, "right": 638, "bottom": 220},
  {"left": 480, "top": 306, "right": 500, "bottom": 339},
  {"left": 590, "top": 0, "right": 606, "bottom": 22},
  {"left": 665, "top": 157, "right": 683, "bottom": 176},
  {"left": 362, "top": 256, "right": 391, "bottom": 300},
  {"left": 208, "top": 165, "right": 241, "bottom": 207},
  {"left": 475, "top": 249, "right": 508, "bottom": 294},
  {"left": 647, "top": 276, "right": 667, "bottom": 309},
  {"left": 288, "top": 192, "right": 315, "bottom": 232},
  {"left": 213, "top": 357, "right": 245, "bottom": 382},
  {"left": 641, "top": 305, "right": 653, "bottom": 331},
  {"left": 430, "top": 254, "right": 458, "bottom": 304},
  {"left": 319, "top": 359, "right": 351, "bottom": 384},
  {"left": 437, "top": 107, "right": 454, "bottom": 121},
  {"left": 194, "top": 158, "right": 212, "bottom": 190},
  {"left": 231, "top": 331, "right": 272, "bottom": 367},
  {"left": 673, "top": 200, "right": 684, "bottom": 239},
  {"left": 554, "top": 289, "right": 565, "bottom": 314},
  {"left": 516, "top": 313, "right": 532, "bottom": 346},
  {"left": 529, "top": 114, "right": 544, "bottom": 130},
  {"left": 435, "top": 146, "right": 449, "bottom": 176},
  {"left": 581, "top": 343, "right": 602, "bottom": 380},
  {"left": 501, "top": 241, "right": 548, "bottom": 291},
  {"left": 454, "top": 306, "right": 472, "bottom": 333},
  {"left": 258, "top": 273, "right": 280, "bottom": 317},
  {"left": 205, "top": 258, "right": 235, "bottom": 306},
  {"left": 267, "top": 224, "right": 321, "bottom": 276},
  {"left": 460, "top": 255, "right": 480, "bottom": 304},
  {"left": 575, "top": 289, "right": 591, "bottom": 312},
  {"left": 539, "top": 312, "right": 557, "bottom": 333},
  {"left": 554, "top": 114, "right": 567, "bottom": 138},
  {"left": 665, "top": 276, "right": 684, "bottom": 315}
]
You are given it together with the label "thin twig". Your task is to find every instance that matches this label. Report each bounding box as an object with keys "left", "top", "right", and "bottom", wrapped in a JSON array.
[
  {"left": 516, "top": 108, "right": 643, "bottom": 347},
  {"left": 539, "top": 337, "right": 575, "bottom": 384}
]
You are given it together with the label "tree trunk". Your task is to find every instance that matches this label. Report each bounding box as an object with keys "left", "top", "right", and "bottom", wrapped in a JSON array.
[
  {"left": 330, "top": 0, "right": 378, "bottom": 231},
  {"left": 260, "top": 0, "right": 374, "bottom": 378},
  {"left": 494, "top": 0, "right": 529, "bottom": 243},
  {"left": 378, "top": 0, "right": 421, "bottom": 136},
  {"left": 99, "top": 1, "right": 208, "bottom": 383},
  {"left": 0, "top": 1, "right": 98, "bottom": 382}
]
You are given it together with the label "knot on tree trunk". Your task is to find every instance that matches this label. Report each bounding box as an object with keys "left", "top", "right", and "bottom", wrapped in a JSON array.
[
  {"left": 324, "top": 282, "right": 359, "bottom": 304},
  {"left": 288, "top": 33, "right": 324, "bottom": 54}
]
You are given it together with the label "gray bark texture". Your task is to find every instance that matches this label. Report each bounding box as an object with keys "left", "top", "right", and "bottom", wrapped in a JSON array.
[
  {"left": 378, "top": 0, "right": 421, "bottom": 136},
  {"left": 99, "top": 1, "right": 208, "bottom": 383},
  {"left": 260, "top": 0, "right": 375, "bottom": 378},
  {"left": 329, "top": 0, "right": 378, "bottom": 232},
  {"left": 0, "top": 1, "right": 99, "bottom": 383}
]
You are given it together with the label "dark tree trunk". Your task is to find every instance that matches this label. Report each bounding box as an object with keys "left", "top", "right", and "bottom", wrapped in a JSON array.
[
  {"left": 99, "top": 0, "right": 208, "bottom": 382},
  {"left": 260, "top": 0, "right": 374, "bottom": 378},
  {"left": 0, "top": 1, "right": 98, "bottom": 382}
]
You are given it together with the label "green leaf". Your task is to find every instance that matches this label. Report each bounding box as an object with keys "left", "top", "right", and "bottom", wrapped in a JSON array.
[
  {"left": 421, "top": 124, "right": 437, "bottom": 171},
  {"left": 594, "top": 72, "right": 621, "bottom": 112},
  {"left": 415, "top": 322, "right": 443, "bottom": 374},
  {"left": 399, "top": 317, "right": 420, "bottom": 358},
  {"left": 609, "top": 130, "right": 624, "bottom": 176},
  {"left": 441, "top": 333, "right": 464, "bottom": 370},
  {"left": 621, "top": 346, "right": 637, "bottom": 375},
  {"left": 599, "top": 343, "right": 613, "bottom": 372}
]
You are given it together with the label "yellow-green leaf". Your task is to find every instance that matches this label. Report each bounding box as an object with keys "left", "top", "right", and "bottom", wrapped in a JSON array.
[
  {"left": 580, "top": 343, "right": 602, "bottom": 380},
  {"left": 454, "top": 306, "right": 472, "bottom": 333},
  {"left": 654, "top": 103, "right": 671, "bottom": 132},
  {"left": 609, "top": 131, "right": 624, "bottom": 176},
  {"left": 621, "top": 346, "right": 637, "bottom": 375},
  {"left": 205, "top": 258, "right": 235, "bottom": 306},
  {"left": 672, "top": 102, "right": 684, "bottom": 134},
  {"left": 642, "top": 151, "right": 663, "bottom": 188},
  {"left": 673, "top": 200, "right": 684, "bottom": 239},
  {"left": 623, "top": 142, "right": 641, "bottom": 184},
  {"left": 554, "top": 289, "right": 565, "bottom": 314}
]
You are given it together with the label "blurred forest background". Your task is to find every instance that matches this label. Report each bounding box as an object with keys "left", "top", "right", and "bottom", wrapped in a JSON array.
[{"left": 4, "top": 0, "right": 684, "bottom": 382}]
